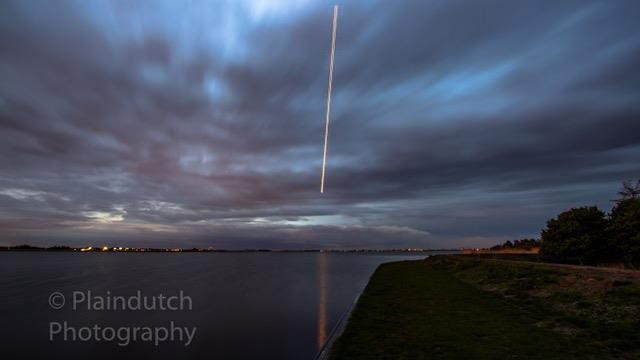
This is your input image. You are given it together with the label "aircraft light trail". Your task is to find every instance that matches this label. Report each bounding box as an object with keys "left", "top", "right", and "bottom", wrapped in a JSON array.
[{"left": 320, "top": 5, "right": 338, "bottom": 194}]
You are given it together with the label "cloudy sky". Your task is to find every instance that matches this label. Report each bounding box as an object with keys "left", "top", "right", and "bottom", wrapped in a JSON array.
[{"left": 1, "top": 0, "right": 639, "bottom": 249}]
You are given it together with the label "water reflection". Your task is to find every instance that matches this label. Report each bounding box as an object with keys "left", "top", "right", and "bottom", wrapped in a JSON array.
[{"left": 317, "top": 252, "right": 328, "bottom": 350}]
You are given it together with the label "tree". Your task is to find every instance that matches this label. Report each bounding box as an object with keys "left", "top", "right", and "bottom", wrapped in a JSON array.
[
  {"left": 540, "top": 206, "right": 608, "bottom": 265},
  {"left": 609, "top": 197, "right": 640, "bottom": 267},
  {"left": 615, "top": 179, "right": 640, "bottom": 203}
]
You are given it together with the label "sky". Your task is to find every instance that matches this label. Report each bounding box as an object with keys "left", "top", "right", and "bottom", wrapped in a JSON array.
[{"left": 1, "top": 0, "right": 639, "bottom": 249}]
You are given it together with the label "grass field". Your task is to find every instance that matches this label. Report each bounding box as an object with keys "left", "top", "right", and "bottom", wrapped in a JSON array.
[{"left": 329, "top": 256, "right": 640, "bottom": 359}]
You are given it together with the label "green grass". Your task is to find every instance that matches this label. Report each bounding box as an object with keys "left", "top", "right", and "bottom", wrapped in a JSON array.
[{"left": 330, "top": 257, "right": 640, "bottom": 359}]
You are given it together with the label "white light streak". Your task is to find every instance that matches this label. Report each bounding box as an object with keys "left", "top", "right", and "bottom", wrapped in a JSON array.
[{"left": 320, "top": 5, "right": 338, "bottom": 193}]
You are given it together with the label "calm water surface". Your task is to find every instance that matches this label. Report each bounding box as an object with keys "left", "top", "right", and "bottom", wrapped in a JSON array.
[{"left": 0, "top": 252, "right": 431, "bottom": 359}]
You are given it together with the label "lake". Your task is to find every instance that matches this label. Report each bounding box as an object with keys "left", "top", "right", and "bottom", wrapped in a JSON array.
[{"left": 0, "top": 252, "right": 437, "bottom": 359}]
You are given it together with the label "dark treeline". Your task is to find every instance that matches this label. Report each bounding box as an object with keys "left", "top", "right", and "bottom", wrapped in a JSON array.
[
  {"left": 490, "top": 238, "right": 540, "bottom": 251},
  {"left": 540, "top": 180, "right": 640, "bottom": 268}
]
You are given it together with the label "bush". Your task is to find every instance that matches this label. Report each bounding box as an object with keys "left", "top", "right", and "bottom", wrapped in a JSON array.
[
  {"left": 608, "top": 198, "right": 640, "bottom": 267},
  {"left": 540, "top": 206, "right": 608, "bottom": 265}
]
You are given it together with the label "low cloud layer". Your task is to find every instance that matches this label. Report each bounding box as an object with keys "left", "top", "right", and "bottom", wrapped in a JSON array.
[{"left": 1, "top": 0, "right": 639, "bottom": 248}]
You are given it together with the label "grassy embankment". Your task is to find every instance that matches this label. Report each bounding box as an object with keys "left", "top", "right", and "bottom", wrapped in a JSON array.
[{"left": 330, "top": 255, "right": 640, "bottom": 359}]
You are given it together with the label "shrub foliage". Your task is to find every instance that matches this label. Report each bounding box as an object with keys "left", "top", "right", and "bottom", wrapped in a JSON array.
[
  {"left": 608, "top": 198, "right": 640, "bottom": 267},
  {"left": 540, "top": 206, "right": 608, "bottom": 265},
  {"left": 539, "top": 180, "right": 640, "bottom": 267}
]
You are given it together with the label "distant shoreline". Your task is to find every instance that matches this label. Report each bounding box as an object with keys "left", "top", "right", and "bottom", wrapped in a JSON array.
[{"left": 0, "top": 245, "right": 461, "bottom": 254}]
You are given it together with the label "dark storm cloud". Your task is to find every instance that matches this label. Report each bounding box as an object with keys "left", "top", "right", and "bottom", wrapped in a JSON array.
[{"left": 0, "top": 0, "right": 639, "bottom": 248}]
